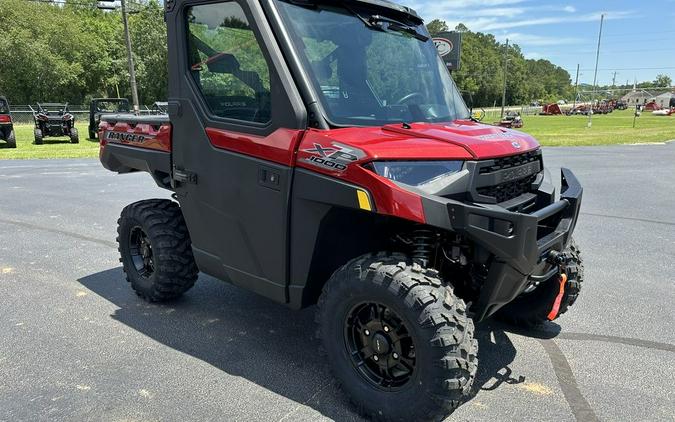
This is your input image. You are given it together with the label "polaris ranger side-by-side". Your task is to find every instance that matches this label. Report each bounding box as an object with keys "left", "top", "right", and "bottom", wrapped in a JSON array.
[
  {"left": 99, "top": 1, "right": 584, "bottom": 420},
  {"left": 0, "top": 97, "right": 16, "bottom": 148}
]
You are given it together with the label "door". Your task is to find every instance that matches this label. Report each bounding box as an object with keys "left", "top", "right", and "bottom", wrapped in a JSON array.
[{"left": 166, "top": 0, "right": 307, "bottom": 302}]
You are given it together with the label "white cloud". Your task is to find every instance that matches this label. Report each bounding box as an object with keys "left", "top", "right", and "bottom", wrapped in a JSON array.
[
  {"left": 498, "top": 32, "right": 584, "bottom": 46},
  {"left": 436, "top": 10, "right": 634, "bottom": 32},
  {"left": 524, "top": 52, "right": 544, "bottom": 59},
  {"left": 563, "top": 5, "right": 577, "bottom": 13}
]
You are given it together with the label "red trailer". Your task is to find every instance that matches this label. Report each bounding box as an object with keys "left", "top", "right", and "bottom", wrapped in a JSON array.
[{"left": 539, "top": 103, "right": 562, "bottom": 115}]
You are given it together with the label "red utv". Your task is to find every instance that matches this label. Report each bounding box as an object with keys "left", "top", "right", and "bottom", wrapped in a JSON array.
[
  {"left": 0, "top": 96, "right": 16, "bottom": 148},
  {"left": 99, "top": 1, "right": 585, "bottom": 420}
]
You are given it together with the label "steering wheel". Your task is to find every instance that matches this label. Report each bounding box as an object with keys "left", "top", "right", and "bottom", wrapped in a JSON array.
[{"left": 395, "top": 92, "right": 424, "bottom": 105}]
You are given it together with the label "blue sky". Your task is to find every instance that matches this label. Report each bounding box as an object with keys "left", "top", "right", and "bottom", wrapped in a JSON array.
[{"left": 401, "top": 0, "right": 675, "bottom": 87}]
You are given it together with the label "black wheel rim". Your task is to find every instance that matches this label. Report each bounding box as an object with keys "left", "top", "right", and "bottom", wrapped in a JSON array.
[
  {"left": 344, "top": 302, "right": 416, "bottom": 391},
  {"left": 129, "top": 226, "right": 154, "bottom": 278}
]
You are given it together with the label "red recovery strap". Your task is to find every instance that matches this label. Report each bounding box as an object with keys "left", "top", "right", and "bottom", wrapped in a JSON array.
[{"left": 547, "top": 273, "right": 568, "bottom": 321}]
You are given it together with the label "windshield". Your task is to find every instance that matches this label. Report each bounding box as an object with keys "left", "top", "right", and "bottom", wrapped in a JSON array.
[{"left": 275, "top": 1, "right": 469, "bottom": 127}]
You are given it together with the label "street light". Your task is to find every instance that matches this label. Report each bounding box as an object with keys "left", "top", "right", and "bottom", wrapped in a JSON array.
[{"left": 97, "top": 0, "right": 140, "bottom": 114}]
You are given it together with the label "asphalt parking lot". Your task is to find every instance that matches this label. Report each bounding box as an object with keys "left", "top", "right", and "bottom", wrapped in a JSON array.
[{"left": 1, "top": 143, "right": 674, "bottom": 422}]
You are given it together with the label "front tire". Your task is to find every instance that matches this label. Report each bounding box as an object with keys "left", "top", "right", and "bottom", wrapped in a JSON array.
[
  {"left": 317, "top": 253, "right": 478, "bottom": 422},
  {"left": 496, "top": 240, "right": 584, "bottom": 328},
  {"left": 117, "top": 199, "right": 198, "bottom": 302}
]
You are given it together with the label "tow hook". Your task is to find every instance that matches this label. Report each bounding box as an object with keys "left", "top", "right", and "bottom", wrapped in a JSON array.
[{"left": 547, "top": 273, "right": 568, "bottom": 320}]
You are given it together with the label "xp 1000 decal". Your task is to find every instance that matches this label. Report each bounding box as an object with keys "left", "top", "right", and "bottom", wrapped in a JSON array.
[{"left": 302, "top": 142, "right": 365, "bottom": 171}]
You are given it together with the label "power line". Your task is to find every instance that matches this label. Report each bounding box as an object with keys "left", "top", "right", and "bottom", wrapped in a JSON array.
[
  {"left": 601, "top": 29, "right": 675, "bottom": 39},
  {"left": 561, "top": 66, "right": 675, "bottom": 72}
]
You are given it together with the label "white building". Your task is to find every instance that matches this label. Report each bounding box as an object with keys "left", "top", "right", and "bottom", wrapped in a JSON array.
[
  {"left": 655, "top": 92, "right": 675, "bottom": 109},
  {"left": 621, "top": 90, "right": 653, "bottom": 106}
]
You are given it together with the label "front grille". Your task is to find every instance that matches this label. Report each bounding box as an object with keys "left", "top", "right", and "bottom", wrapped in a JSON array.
[
  {"left": 477, "top": 174, "right": 538, "bottom": 203},
  {"left": 479, "top": 150, "right": 540, "bottom": 174},
  {"left": 473, "top": 149, "right": 542, "bottom": 203}
]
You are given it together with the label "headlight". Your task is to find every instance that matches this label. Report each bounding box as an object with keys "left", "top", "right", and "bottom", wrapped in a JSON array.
[{"left": 371, "top": 161, "right": 463, "bottom": 186}]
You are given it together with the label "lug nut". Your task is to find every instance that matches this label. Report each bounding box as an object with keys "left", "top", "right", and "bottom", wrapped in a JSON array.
[
  {"left": 364, "top": 329, "right": 370, "bottom": 336},
  {"left": 373, "top": 355, "right": 379, "bottom": 361},
  {"left": 383, "top": 326, "right": 390, "bottom": 332},
  {"left": 392, "top": 352, "right": 399, "bottom": 359}
]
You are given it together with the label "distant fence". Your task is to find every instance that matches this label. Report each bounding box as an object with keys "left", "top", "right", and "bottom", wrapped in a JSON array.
[
  {"left": 9, "top": 104, "right": 546, "bottom": 124},
  {"left": 481, "top": 106, "right": 542, "bottom": 122},
  {"left": 9, "top": 105, "right": 164, "bottom": 125}
]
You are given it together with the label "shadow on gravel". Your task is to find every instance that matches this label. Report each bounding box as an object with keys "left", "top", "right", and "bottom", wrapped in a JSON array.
[{"left": 79, "top": 268, "right": 540, "bottom": 419}]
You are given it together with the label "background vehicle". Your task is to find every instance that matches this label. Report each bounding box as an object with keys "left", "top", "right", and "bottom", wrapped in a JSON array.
[
  {"left": 0, "top": 96, "right": 16, "bottom": 148},
  {"left": 31, "top": 103, "right": 78, "bottom": 144},
  {"left": 495, "top": 110, "right": 523, "bottom": 128},
  {"left": 89, "top": 98, "right": 130, "bottom": 140},
  {"left": 151, "top": 101, "right": 168, "bottom": 114},
  {"left": 99, "top": 1, "right": 584, "bottom": 420}
]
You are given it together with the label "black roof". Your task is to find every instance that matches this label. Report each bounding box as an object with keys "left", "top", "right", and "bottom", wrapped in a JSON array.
[
  {"left": 273, "top": 0, "right": 421, "bottom": 23},
  {"left": 92, "top": 98, "right": 130, "bottom": 102},
  {"left": 348, "top": 0, "right": 421, "bottom": 22}
]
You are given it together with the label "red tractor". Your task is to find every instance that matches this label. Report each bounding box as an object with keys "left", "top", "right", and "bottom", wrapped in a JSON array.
[{"left": 99, "top": 1, "right": 584, "bottom": 420}]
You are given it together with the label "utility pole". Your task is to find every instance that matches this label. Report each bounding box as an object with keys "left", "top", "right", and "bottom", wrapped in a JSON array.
[
  {"left": 588, "top": 14, "right": 604, "bottom": 128},
  {"left": 121, "top": 0, "right": 140, "bottom": 114},
  {"left": 501, "top": 38, "right": 509, "bottom": 119},
  {"left": 611, "top": 71, "right": 617, "bottom": 87},
  {"left": 98, "top": 0, "right": 140, "bottom": 114},
  {"left": 573, "top": 64, "right": 580, "bottom": 109}
]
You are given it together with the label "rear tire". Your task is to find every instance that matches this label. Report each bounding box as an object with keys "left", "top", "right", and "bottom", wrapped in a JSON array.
[
  {"left": 317, "top": 253, "right": 478, "bottom": 422},
  {"left": 34, "top": 128, "right": 43, "bottom": 145},
  {"left": 496, "top": 240, "right": 584, "bottom": 329},
  {"left": 70, "top": 127, "right": 79, "bottom": 143},
  {"left": 6, "top": 129, "right": 16, "bottom": 148},
  {"left": 117, "top": 199, "right": 198, "bottom": 302}
]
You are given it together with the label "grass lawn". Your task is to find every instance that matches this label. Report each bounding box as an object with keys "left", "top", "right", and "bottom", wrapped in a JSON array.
[
  {"left": 0, "top": 109, "right": 673, "bottom": 159},
  {"left": 0, "top": 123, "right": 99, "bottom": 160},
  {"left": 516, "top": 109, "right": 675, "bottom": 146}
]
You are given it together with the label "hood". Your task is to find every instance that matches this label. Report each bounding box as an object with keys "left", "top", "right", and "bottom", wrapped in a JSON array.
[{"left": 306, "top": 120, "right": 540, "bottom": 161}]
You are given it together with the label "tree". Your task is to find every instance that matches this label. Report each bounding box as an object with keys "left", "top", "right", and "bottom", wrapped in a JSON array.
[
  {"left": 426, "top": 19, "right": 448, "bottom": 36},
  {"left": 654, "top": 74, "right": 672, "bottom": 88}
]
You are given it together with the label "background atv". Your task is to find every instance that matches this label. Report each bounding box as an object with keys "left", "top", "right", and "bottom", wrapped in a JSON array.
[
  {"left": 31, "top": 103, "right": 79, "bottom": 144},
  {"left": 0, "top": 96, "right": 16, "bottom": 148},
  {"left": 151, "top": 101, "right": 168, "bottom": 114},
  {"left": 89, "top": 98, "right": 130, "bottom": 140},
  {"left": 99, "top": 1, "right": 585, "bottom": 420}
]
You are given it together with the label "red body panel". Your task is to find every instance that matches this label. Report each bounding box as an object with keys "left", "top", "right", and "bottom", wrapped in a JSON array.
[
  {"left": 99, "top": 117, "right": 539, "bottom": 223},
  {"left": 98, "top": 121, "right": 172, "bottom": 153},
  {"left": 205, "top": 127, "right": 305, "bottom": 167},
  {"left": 295, "top": 121, "right": 539, "bottom": 222}
]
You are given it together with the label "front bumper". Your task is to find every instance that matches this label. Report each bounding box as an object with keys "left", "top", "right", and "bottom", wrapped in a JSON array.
[{"left": 422, "top": 168, "right": 583, "bottom": 321}]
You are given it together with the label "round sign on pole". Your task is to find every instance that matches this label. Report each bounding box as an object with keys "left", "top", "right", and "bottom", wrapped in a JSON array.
[{"left": 433, "top": 38, "right": 454, "bottom": 57}]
